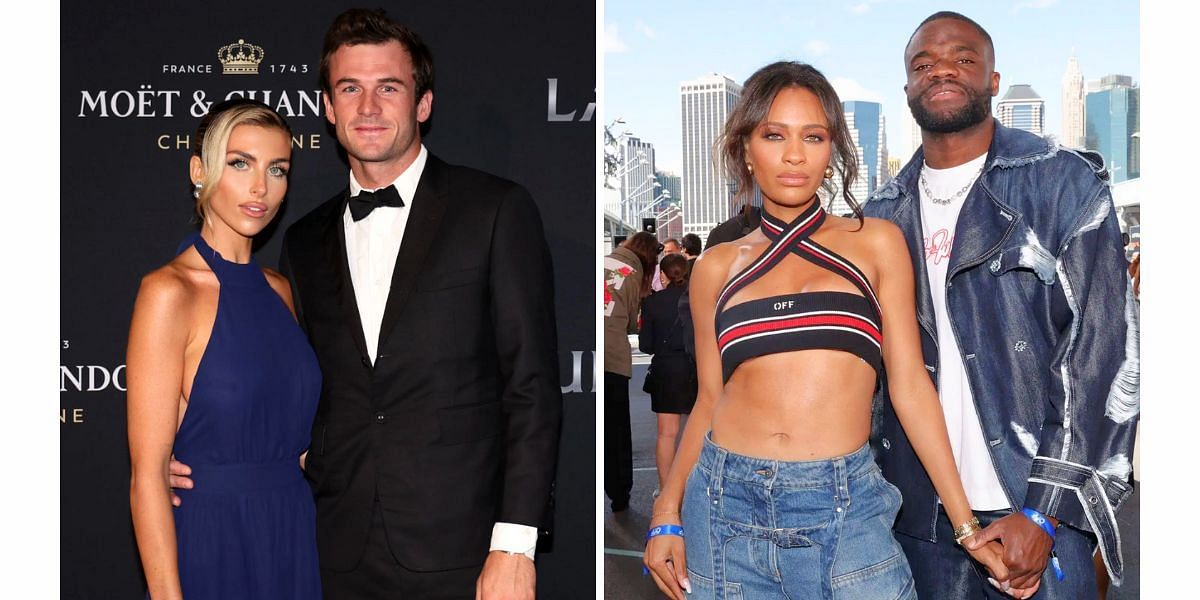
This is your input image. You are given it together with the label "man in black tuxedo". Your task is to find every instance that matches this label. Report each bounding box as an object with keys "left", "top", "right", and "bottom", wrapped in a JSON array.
[{"left": 173, "top": 9, "right": 561, "bottom": 599}]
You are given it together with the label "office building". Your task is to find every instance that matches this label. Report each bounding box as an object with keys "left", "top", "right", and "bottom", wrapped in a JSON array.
[
  {"left": 619, "top": 135, "right": 657, "bottom": 226},
  {"left": 1061, "top": 53, "right": 1086, "bottom": 148},
  {"left": 1086, "top": 74, "right": 1140, "bottom": 182},
  {"left": 843, "top": 101, "right": 888, "bottom": 195},
  {"left": 680, "top": 74, "right": 741, "bottom": 245},
  {"left": 996, "top": 84, "right": 1045, "bottom": 135}
]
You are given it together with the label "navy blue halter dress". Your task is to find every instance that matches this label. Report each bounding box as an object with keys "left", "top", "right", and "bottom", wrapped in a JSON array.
[{"left": 167, "top": 233, "right": 322, "bottom": 599}]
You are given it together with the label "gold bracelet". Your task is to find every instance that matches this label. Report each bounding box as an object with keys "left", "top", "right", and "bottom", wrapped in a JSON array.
[{"left": 953, "top": 517, "right": 982, "bottom": 545}]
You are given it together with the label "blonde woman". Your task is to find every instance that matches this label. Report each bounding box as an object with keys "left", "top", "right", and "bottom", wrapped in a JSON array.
[{"left": 127, "top": 99, "right": 321, "bottom": 599}]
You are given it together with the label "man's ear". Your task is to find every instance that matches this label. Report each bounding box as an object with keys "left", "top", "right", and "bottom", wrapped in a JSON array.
[{"left": 416, "top": 89, "right": 433, "bottom": 123}]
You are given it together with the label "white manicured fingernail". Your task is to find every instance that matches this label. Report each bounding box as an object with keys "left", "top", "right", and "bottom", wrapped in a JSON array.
[
  {"left": 987, "top": 578, "right": 1000, "bottom": 589},
  {"left": 682, "top": 578, "right": 692, "bottom": 594}
]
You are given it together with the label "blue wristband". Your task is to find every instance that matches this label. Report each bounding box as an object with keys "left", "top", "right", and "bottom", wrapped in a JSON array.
[
  {"left": 1021, "top": 508, "right": 1056, "bottom": 540},
  {"left": 646, "top": 524, "right": 684, "bottom": 540},
  {"left": 1021, "top": 508, "right": 1065, "bottom": 581},
  {"left": 643, "top": 524, "right": 685, "bottom": 576}
]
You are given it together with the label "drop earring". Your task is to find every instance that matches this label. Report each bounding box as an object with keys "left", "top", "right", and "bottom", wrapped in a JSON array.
[
  {"left": 746, "top": 163, "right": 754, "bottom": 174},
  {"left": 193, "top": 182, "right": 203, "bottom": 199}
]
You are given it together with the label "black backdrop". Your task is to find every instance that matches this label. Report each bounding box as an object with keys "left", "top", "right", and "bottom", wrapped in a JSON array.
[{"left": 60, "top": 2, "right": 596, "bottom": 597}]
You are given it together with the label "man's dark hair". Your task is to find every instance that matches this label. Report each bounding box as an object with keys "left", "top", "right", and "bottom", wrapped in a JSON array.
[
  {"left": 663, "top": 238, "right": 681, "bottom": 250},
  {"left": 319, "top": 8, "right": 434, "bottom": 100},
  {"left": 908, "top": 11, "right": 994, "bottom": 56},
  {"left": 681, "top": 234, "right": 702, "bottom": 257}
]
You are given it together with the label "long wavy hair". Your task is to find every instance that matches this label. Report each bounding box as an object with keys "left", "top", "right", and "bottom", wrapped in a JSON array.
[
  {"left": 717, "top": 61, "right": 862, "bottom": 224},
  {"left": 620, "top": 231, "right": 661, "bottom": 290}
]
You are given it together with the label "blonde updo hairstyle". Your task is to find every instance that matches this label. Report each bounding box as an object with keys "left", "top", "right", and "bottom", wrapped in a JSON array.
[{"left": 191, "top": 98, "right": 292, "bottom": 225}]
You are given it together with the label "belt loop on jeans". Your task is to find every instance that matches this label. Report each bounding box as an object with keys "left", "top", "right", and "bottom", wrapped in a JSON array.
[
  {"left": 710, "top": 438, "right": 728, "bottom": 497},
  {"left": 832, "top": 455, "right": 849, "bottom": 510}
]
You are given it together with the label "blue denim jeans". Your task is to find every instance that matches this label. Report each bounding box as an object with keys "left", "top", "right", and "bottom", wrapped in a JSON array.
[
  {"left": 897, "top": 506, "right": 1099, "bottom": 599},
  {"left": 683, "top": 435, "right": 916, "bottom": 599}
]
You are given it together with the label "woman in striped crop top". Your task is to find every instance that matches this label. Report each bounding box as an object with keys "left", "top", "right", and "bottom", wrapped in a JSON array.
[{"left": 644, "top": 62, "right": 1012, "bottom": 599}]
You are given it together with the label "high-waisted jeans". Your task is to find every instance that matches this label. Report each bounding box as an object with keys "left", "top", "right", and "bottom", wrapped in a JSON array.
[{"left": 683, "top": 434, "right": 916, "bottom": 599}]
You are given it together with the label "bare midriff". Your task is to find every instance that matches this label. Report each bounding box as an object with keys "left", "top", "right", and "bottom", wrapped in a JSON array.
[{"left": 710, "top": 349, "right": 876, "bottom": 461}]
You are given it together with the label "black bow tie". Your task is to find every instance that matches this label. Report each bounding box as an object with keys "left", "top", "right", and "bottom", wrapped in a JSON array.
[{"left": 349, "top": 185, "right": 405, "bottom": 221}]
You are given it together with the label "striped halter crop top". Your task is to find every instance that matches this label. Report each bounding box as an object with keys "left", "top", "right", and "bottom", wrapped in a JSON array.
[{"left": 714, "top": 201, "right": 883, "bottom": 383}]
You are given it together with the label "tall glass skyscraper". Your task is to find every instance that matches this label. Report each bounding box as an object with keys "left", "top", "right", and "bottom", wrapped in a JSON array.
[
  {"left": 996, "top": 84, "right": 1045, "bottom": 135},
  {"left": 843, "top": 101, "right": 888, "bottom": 196},
  {"left": 680, "top": 74, "right": 741, "bottom": 244},
  {"left": 654, "top": 170, "right": 682, "bottom": 240},
  {"left": 1086, "top": 75, "right": 1140, "bottom": 183}
]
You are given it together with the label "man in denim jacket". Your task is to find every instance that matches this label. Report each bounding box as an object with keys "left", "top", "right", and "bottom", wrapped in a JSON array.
[{"left": 865, "top": 11, "right": 1138, "bottom": 599}]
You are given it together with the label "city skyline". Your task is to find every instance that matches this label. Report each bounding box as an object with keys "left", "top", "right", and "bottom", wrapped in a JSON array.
[
  {"left": 679, "top": 73, "right": 742, "bottom": 241},
  {"left": 605, "top": 1, "right": 1139, "bottom": 174}
]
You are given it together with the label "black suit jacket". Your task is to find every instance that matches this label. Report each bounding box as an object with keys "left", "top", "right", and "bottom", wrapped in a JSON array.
[{"left": 280, "top": 154, "right": 562, "bottom": 572}]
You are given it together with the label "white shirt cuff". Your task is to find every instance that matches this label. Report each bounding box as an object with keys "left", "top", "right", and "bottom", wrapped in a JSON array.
[{"left": 489, "top": 522, "right": 538, "bottom": 561}]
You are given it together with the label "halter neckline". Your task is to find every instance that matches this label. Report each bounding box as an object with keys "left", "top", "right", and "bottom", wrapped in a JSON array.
[
  {"left": 179, "top": 232, "right": 264, "bottom": 286},
  {"left": 759, "top": 200, "right": 826, "bottom": 242}
]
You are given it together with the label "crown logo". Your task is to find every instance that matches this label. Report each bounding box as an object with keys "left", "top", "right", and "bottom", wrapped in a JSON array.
[{"left": 217, "top": 39, "right": 265, "bottom": 75}]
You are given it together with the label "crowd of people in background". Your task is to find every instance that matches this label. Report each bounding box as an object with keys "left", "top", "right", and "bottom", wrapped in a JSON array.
[{"left": 603, "top": 233, "right": 703, "bottom": 510}]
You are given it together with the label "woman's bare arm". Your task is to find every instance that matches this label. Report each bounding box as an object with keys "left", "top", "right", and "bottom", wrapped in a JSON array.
[
  {"left": 126, "top": 269, "right": 191, "bottom": 600},
  {"left": 870, "top": 219, "right": 1009, "bottom": 581},
  {"left": 643, "top": 246, "right": 732, "bottom": 600}
]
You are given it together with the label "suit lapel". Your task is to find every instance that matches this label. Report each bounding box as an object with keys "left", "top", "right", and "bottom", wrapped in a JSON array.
[
  {"left": 317, "top": 188, "right": 371, "bottom": 361},
  {"left": 377, "top": 155, "right": 451, "bottom": 350}
]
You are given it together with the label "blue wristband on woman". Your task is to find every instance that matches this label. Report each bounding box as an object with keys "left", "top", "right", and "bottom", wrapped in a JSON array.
[
  {"left": 1021, "top": 507, "right": 1065, "bottom": 581},
  {"left": 643, "top": 524, "right": 685, "bottom": 576},
  {"left": 646, "top": 524, "right": 684, "bottom": 540}
]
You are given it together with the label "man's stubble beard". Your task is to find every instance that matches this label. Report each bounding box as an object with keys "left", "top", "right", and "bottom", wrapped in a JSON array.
[{"left": 907, "top": 83, "right": 992, "bottom": 134}]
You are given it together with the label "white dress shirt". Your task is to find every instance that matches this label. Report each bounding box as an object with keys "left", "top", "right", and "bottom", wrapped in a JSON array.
[{"left": 342, "top": 145, "right": 538, "bottom": 560}]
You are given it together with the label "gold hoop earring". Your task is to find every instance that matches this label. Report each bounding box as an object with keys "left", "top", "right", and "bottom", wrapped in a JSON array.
[{"left": 824, "top": 166, "right": 835, "bottom": 179}]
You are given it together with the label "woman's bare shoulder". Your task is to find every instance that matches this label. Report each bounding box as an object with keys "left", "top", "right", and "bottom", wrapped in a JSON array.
[
  {"left": 262, "top": 267, "right": 296, "bottom": 312},
  {"left": 693, "top": 239, "right": 741, "bottom": 280},
  {"left": 261, "top": 267, "right": 290, "bottom": 292},
  {"left": 133, "top": 256, "right": 205, "bottom": 316},
  {"left": 852, "top": 217, "right": 907, "bottom": 252}
]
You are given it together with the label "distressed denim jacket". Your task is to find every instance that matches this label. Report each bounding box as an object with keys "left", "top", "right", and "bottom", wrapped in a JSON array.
[{"left": 864, "top": 120, "right": 1139, "bottom": 584}]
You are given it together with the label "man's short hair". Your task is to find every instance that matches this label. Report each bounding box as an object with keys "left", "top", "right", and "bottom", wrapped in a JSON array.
[
  {"left": 663, "top": 238, "right": 681, "bottom": 250},
  {"left": 681, "top": 234, "right": 702, "bottom": 256},
  {"left": 320, "top": 8, "right": 434, "bottom": 100},
  {"left": 907, "top": 11, "right": 994, "bottom": 57}
]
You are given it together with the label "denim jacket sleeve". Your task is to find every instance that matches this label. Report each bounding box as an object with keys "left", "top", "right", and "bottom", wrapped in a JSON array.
[{"left": 1022, "top": 173, "right": 1138, "bottom": 583}]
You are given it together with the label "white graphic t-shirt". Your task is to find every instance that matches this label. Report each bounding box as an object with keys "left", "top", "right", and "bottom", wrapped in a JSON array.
[{"left": 920, "top": 153, "right": 1010, "bottom": 511}]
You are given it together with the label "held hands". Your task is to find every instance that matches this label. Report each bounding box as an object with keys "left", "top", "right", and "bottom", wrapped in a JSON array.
[
  {"left": 960, "top": 534, "right": 1040, "bottom": 599},
  {"left": 965, "top": 513, "right": 1055, "bottom": 596},
  {"left": 167, "top": 456, "right": 193, "bottom": 507},
  {"left": 476, "top": 550, "right": 535, "bottom": 600},
  {"left": 643, "top": 513, "right": 691, "bottom": 600}
]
